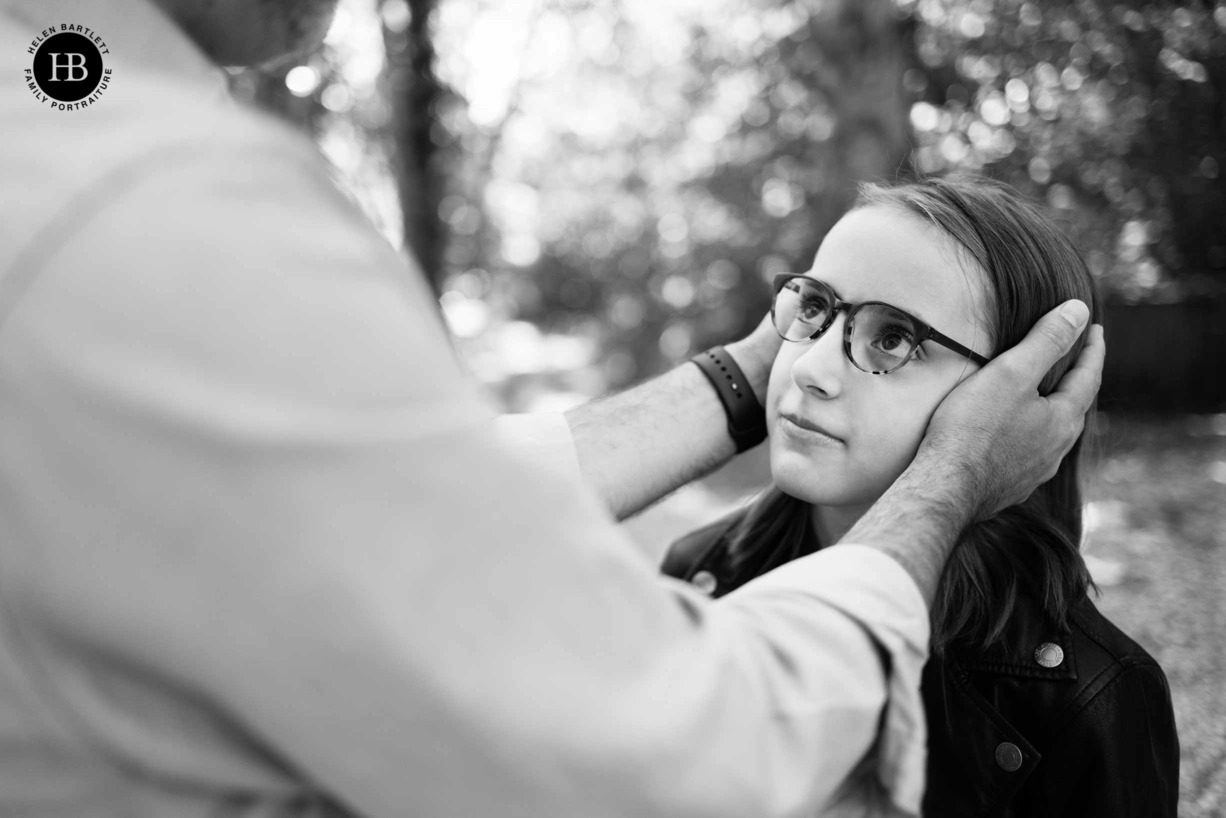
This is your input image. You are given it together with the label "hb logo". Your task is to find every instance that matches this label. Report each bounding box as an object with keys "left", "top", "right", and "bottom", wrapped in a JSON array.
[
  {"left": 48, "top": 53, "right": 90, "bottom": 82},
  {"left": 32, "top": 32, "right": 103, "bottom": 102}
]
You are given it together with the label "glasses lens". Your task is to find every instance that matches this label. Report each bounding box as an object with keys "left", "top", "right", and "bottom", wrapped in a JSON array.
[
  {"left": 850, "top": 304, "right": 920, "bottom": 373},
  {"left": 773, "top": 277, "right": 834, "bottom": 341}
]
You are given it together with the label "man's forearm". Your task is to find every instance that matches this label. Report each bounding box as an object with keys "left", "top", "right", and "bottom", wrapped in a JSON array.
[
  {"left": 565, "top": 331, "right": 775, "bottom": 521},
  {"left": 841, "top": 450, "right": 975, "bottom": 606},
  {"left": 565, "top": 361, "right": 736, "bottom": 521}
]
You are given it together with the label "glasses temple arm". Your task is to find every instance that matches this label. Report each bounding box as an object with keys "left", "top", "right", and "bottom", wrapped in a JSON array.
[{"left": 925, "top": 327, "right": 992, "bottom": 367}]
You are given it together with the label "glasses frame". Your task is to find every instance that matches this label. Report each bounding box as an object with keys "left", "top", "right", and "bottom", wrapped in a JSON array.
[{"left": 771, "top": 273, "right": 992, "bottom": 375}]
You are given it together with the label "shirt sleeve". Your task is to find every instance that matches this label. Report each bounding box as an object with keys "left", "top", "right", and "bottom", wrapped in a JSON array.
[
  {"left": 494, "top": 413, "right": 585, "bottom": 485},
  {"left": 724, "top": 546, "right": 930, "bottom": 813},
  {"left": 0, "top": 122, "right": 930, "bottom": 818}
]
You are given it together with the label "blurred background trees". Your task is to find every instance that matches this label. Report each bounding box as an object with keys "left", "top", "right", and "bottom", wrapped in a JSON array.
[
  {"left": 909, "top": 0, "right": 1225, "bottom": 303},
  {"left": 235, "top": 0, "right": 1226, "bottom": 411}
]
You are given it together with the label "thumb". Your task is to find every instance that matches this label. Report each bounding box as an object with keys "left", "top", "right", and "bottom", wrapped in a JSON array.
[{"left": 994, "top": 299, "right": 1090, "bottom": 390}]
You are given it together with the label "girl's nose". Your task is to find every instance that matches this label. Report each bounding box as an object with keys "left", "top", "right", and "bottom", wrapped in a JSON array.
[{"left": 790, "top": 311, "right": 848, "bottom": 399}]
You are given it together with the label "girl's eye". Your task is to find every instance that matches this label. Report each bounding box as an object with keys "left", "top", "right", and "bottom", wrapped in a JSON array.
[
  {"left": 871, "top": 324, "right": 915, "bottom": 357},
  {"left": 798, "top": 296, "right": 830, "bottom": 322}
]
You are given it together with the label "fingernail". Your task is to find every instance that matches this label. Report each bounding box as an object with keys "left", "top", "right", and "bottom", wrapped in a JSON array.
[{"left": 1060, "top": 300, "right": 1089, "bottom": 329}]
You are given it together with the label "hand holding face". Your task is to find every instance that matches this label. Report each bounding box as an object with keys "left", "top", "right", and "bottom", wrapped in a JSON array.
[
  {"left": 919, "top": 300, "right": 1104, "bottom": 520},
  {"left": 725, "top": 312, "right": 784, "bottom": 404}
]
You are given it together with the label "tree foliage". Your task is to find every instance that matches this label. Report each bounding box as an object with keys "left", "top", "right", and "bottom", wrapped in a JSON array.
[
  {"left": 238, "top": 0, "right": 1225, "bottom": 405},
  {"left": 907, "top": 0, "right": 1226, "bottom": 304},
  {"left": 432, "top": 0, "right": 916, "bottom": 394},
  {"left": 429, "top": 0, "right": 1225, "bottom": 404}
]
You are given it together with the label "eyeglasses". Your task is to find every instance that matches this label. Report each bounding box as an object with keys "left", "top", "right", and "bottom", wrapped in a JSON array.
[{"left": 771, "top": 274, "right": 991, "bottom": 375}]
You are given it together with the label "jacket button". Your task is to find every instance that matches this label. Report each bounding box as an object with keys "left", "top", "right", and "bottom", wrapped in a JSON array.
[
  {"left": 691, "top": 570, "right": 718, "bottom": 595},
  {"left": 995, "top": 742, "right": 1024, "bottom": 772},
  {"left": 1034, "top": 642, "right": 1064, "bottom": 668}
]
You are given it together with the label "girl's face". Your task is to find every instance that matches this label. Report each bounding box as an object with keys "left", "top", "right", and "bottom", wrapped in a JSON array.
[{"left": 767, "top": 205, "right": 993, "bottom": 511}]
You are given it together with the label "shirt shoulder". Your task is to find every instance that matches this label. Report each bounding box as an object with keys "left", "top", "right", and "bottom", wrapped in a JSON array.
[{"left": 0, "top": 17, "right": 313, "bottom": 283}]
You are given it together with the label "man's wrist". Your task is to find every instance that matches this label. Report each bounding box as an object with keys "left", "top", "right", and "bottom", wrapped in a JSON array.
[
  {"left": 691, "top": 347, "right": 768, "bottom": 453},
  {"left": 842, "top": 450, "right": 977, "bottom": 606},
  {"left": 724, "top": 335, "right": 774, "bottom": 404}
]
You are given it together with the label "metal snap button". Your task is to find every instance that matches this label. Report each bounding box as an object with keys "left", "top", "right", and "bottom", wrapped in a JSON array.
[
  {"left": 995, "top": 742, "right": 1024, "bottom": 772},
  {"left": 1034, "top": 642, "right": 1065, "bottom": 668},
  {"left": 691, "top": 570, "right": 718, "bottom": 595}
]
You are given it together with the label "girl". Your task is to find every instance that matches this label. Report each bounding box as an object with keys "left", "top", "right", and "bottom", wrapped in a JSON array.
[{"left": 664, "top": 176, "right": 1179, "bottom": 817}]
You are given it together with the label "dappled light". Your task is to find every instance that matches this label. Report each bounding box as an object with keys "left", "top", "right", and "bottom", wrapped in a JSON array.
[{"left": 230, "top": 0, "right": 1224, "bottom": 416}]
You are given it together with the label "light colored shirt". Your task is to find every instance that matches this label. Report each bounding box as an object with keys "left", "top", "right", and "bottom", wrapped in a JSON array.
[{"left": 0, "top": 1, "right": 929, "bottom": 816}]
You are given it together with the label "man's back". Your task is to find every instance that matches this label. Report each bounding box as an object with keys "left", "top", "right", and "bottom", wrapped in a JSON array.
[{"left": 0, "top": 1, "right": 373, "bottom": 813}]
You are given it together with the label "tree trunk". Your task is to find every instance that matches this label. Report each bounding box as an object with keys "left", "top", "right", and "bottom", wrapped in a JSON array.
[
  {"left": 808, "top": 0, "right": 917, "bottom": 198},
  {"left": 383, "top": 0, "right": 445, "bottom": 295}
]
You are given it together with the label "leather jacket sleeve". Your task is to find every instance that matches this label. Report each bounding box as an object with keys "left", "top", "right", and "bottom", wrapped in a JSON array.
[{"left": 1015, "top": 661, "right": 1180, "bottom": 817}]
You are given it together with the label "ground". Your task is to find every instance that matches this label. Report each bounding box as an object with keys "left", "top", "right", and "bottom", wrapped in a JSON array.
[{"left": 621, "top": 413, "right": 1226, "bottom": 817}]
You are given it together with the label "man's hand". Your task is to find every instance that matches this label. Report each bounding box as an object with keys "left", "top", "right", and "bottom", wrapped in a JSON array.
[
  {"left": 844, "top": 300, "right": 1103, "bottom": 604},
  {"left": 921, "top": 299, "right": 1103, "bottom": 520},
  {"left": 724, "top": 312, "right": 783, "bottom": 403}
]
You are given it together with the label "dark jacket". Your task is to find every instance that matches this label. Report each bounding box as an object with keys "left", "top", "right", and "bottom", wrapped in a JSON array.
[{"left": 662, "top": 514, "right": 1180, "bottom": 818}]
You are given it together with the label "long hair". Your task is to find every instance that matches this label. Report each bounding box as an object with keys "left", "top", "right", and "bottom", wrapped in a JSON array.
[{"left": 725, "top": 175, "right": 1099, "bottom": 655}]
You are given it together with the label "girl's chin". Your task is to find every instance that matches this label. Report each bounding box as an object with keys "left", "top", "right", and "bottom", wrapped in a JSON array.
[{"left": 771, "top": 467, "right": 842, "bottom": 507}]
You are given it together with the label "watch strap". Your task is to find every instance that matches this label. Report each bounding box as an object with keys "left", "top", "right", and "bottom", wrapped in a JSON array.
[{"left": 691, "top": 346, "right": 768, "bottom": 453}]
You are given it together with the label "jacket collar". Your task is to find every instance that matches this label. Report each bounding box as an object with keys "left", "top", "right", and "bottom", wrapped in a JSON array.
[{"left": 949, "top": 592, "right": 1078, "bottom": 681}]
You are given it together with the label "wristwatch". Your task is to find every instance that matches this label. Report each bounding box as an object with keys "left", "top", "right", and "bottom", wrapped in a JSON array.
[{"left": 691, "top": 346, "right": 768, "bottom": 453}]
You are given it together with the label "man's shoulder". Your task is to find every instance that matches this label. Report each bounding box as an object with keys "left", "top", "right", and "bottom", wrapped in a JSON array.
[
  {"left": 0, "top": 34, "right": 318, "bottom": 273},
  {"left": 0, "top": 90, "right": 334, "bottom": 322},
  {"left": 4, "top": 77, "right": 310, "bottom": 191},
  {"left": 0, "top": 1, "right": 306, "bottom": 178}
]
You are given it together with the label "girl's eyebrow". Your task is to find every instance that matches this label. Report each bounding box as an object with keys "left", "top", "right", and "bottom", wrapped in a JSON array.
[
  {"left": 804, "top": 273, "right": 846, "bottom": 301},
  {"left": 806, "top": 271, "right": 932, "bottom": 325},
  {"left": 897, "top": 301, "right": 932, "bottom": 326}
]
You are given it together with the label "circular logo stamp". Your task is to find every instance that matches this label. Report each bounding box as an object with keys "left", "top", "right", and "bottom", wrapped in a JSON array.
[{"left": 24, "top": 25, "right": 112, "bottom": 110}]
